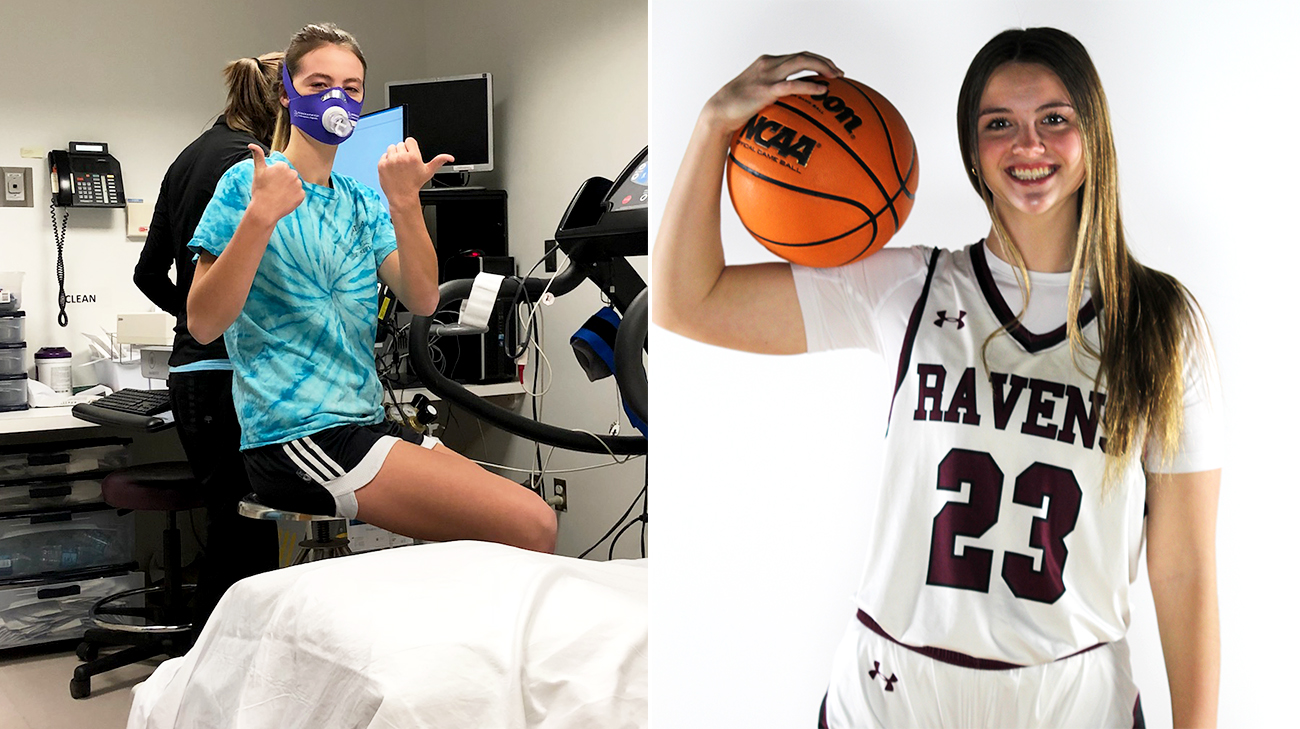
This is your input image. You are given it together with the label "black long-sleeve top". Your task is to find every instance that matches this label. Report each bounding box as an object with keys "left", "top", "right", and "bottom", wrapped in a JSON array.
[{"left": 133, "top": 116, "right": 266, "bottom": 367}]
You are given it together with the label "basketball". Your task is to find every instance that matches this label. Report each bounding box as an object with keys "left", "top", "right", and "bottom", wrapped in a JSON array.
[{"left": 726, "top": 76, "right": 919, "bottom": 267}]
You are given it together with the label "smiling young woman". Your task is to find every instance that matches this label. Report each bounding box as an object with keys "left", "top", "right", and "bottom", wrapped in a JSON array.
[
  {"left": 654, "top": 26, "right": 1221, "bottom": 729},
  {"left": 973, "top": 61, "right": 1086, "bottom": 271}
]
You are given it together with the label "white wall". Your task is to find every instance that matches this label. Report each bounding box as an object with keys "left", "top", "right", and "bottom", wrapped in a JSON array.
[
  {"left": 420, "top": 0, "right": 648, "bottom": 559},
  {"left": 652, "top": 1, "right": 1297, "bottom": 728},
  {"left": 1, "top": 0, "right": 427, "bottom": 379}
]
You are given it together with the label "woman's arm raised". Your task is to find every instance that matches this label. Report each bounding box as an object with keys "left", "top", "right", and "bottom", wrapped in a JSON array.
[
  {"left": 376, "top": 138, "right": 455, "bottom": 317},
  {"left": 188, "top": 145, "right": 304, "bottom": 345},
  {"left": 652, "top": 53, "right": 841, "bottom": 355}
]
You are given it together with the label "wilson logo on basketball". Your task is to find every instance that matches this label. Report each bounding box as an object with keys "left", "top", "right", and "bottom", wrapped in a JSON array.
[
  {"left": 809, "top": 89, "right": 864, "bottom": 134},
  {"left": 739, "top": 115, "right": 818, "bottom": 168},
  {"left": 726, "top": 75, "right": 918, "bottom": 268}
]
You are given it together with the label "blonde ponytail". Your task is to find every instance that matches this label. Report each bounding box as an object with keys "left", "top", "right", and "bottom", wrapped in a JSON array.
[{"left": 222, "top": 51, "right": 284, "bottom": 146}]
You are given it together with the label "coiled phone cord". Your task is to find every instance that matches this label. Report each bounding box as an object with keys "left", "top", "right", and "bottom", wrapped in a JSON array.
[{"left": 49, "top": 200, "right": 69, "bottom": 327}]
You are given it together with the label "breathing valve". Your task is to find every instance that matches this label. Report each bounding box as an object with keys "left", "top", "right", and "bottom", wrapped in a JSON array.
[{"left": 321, "top": 106, "right": 355, "bottom": 137}]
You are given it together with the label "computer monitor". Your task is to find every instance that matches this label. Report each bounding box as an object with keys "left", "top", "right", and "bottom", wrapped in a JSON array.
[
  {"left": 333, "top": 105, "right": 407, "bottom": 211},
  {"left": 385, "top": 73, "right": 493, "bottom": 175}
]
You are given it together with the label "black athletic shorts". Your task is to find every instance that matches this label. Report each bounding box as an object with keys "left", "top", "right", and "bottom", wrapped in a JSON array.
[{"left": 243, "top": 419, "right": 439, "bottom": 518}]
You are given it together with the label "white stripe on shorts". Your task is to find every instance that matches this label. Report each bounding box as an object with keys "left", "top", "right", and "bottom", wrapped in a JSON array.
[
  {"left": 281, "top": 442, "right": 328, "bottom": 485},
  {"left": 288, "top": 439, "right": 345, "bottom": 481},
  {"left": 300, "top": 436, "right": 347, "bottom": 478}
]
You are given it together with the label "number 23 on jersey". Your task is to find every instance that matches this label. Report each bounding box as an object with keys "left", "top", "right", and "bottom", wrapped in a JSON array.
[{"left": 926, "top": 448, "right": 1083, "bottom": 604}]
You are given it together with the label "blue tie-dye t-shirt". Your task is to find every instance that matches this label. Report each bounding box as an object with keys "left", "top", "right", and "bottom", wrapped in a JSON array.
[{"left": 189, "top": 152, "right": 398, "bottom": 450}]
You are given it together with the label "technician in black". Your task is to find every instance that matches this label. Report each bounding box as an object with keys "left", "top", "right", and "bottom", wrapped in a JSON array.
[{"left": 133, "top": 52, "right": 285, "bottom": 632}]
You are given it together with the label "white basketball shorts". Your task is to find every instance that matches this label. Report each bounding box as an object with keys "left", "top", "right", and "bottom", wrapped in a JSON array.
[{"left": 819, "top": 610, "right": 1144, "bottom": 728}]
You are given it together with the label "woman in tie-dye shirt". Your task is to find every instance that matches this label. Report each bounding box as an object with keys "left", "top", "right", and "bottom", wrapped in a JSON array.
[{"left": 188, "top": 22, "right": 555, "bottom": 553}]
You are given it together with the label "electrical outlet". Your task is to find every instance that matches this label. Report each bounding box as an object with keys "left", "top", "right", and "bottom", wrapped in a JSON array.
[
  {"left": 551, "top": 478, "right": 567, "bottom": 512},
  {"left": 1, "top": 167, "right": 32, "bottom": 207}
]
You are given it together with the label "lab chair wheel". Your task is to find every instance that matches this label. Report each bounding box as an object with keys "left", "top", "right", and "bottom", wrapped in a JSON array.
[
  {"left": 70, "top": 640, "right": 175, "bottom": 700},
  {"left": 76, "top": 641, "right": 98, "bottom": 662},
  {"left": 70, "top": 675, "right": 90, "bottom": 699}
]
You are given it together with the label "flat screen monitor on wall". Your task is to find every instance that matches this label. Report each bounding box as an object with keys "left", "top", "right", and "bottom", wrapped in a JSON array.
[
  {"left": 333, "top": 105, "right": 407, "bottom": 211},
  {"left": 385, "top": 73, "right": 494, "bottom": 176}
]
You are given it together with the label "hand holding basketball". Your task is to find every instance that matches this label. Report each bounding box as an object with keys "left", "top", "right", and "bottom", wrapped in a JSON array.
[
  {"left": 703, "top": 53, "right": 845, "bottom": 134},
  {"left": 726, "top": 76, "right": 919, "bottom": 267},
  {"left": 378, "top": 137, "right": 455, "bottom": 209},
  {"left": 246, "top": 144, "right": 304, "bottom": 224}
]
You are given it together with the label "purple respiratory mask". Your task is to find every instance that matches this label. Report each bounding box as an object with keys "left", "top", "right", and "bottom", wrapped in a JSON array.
[{"left": 282, "top": 66, "right": 362, "bottom": 145}]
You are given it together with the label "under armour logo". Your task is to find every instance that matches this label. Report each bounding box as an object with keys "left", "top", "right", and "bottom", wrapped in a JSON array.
[
  {"left": 934, "top": 310, "right": 966, "bottom": 329},
  {"left": 868, "top": 660, "right": 899, "bottom": 692}
]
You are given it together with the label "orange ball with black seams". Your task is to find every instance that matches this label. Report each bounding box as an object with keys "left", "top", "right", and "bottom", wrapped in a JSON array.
[{"left": 727, "top": 76, "right": 919, "bottom": 267}]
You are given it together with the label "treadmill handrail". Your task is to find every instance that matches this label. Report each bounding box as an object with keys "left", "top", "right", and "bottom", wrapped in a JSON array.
[
  {"left": 407, "top": 274, "right": 646, "bottom": 455},
  {"left": 432, "top": 259, "right": 588, "bottom": 311}
]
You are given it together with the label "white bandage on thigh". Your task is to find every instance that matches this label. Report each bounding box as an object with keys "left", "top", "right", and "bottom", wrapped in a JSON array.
[{"left": 331, "top": 433, "right": 441, "bottom": 519}]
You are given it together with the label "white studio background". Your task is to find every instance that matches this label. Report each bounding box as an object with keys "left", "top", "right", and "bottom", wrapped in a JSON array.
[{"left": 650, "top": 2, "right": 1298, "bottom": 728}]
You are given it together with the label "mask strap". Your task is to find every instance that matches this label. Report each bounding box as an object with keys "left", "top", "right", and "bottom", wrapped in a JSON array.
[{"left": 281, "top": 66, "right": 300, "bottom": 101}]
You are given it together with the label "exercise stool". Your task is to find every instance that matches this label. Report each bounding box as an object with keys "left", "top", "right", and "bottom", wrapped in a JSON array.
[
  {"left": 237, "top": 493, "right": 352, "bottom": 565},
  {"left": 71, "top": 462, "right": 201, "bottom": 700}
]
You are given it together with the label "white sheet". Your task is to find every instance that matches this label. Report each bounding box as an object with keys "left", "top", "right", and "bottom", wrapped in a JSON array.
[{"left": 128, "top": 542, "right": 647, "bottom": 729}]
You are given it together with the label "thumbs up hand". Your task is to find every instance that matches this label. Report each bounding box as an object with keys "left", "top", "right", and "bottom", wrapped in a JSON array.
[
  {"left": 246, "top": 144, "right": 305, "bottom": 224},
  {"left": 378, "top": 137, "right": 454, "bottom": 212}
]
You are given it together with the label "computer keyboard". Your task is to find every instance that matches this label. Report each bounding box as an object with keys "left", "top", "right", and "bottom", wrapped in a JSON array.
[{"left": 88, "top": 388, "right": 172, "bottom": 416}]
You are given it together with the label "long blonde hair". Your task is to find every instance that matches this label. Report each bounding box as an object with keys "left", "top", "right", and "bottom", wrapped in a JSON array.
[
  {"left": 956, "top": 27, "right": 1207, "bottom": 486},
  {"left": 271, "top": 23, "right": 368, "bottom": 151},
  {"left": 221, "top": 52, "right": 284, "bottom": 145}
]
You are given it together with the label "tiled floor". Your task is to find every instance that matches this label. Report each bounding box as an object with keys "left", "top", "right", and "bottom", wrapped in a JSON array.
[{"left": 0, "top": 641, "right": 163, "bottom": 729}]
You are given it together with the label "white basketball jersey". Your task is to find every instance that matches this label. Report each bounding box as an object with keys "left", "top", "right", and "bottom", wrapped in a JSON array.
[{"left": 856, "top": 242, "right": 1145, "bottom": 666}]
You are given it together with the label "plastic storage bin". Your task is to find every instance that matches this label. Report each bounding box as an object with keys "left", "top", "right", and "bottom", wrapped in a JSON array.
[
  {"left": 0, "top": 373, "right": 27, "bottom": 412},
  {"left": 0, "top": 506, "right": 134, "bottom": 580},
  {"left": 0, "top": 311, "right": 23, "bottom": 345},
  {"left": 0, "top": 568, "right": 143, "bottom": 649},
  {"left": 0, "top": 342, "right": 23, "bottom": 376},
  {"left": 0, "top": 475, "right": 108, "bottom": 514},
  {"left": 0, "top": 437, "right": 132, "bottom": 483},
  {"left": 0, "top": 272, "right": 21, "bottom": 313}
]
